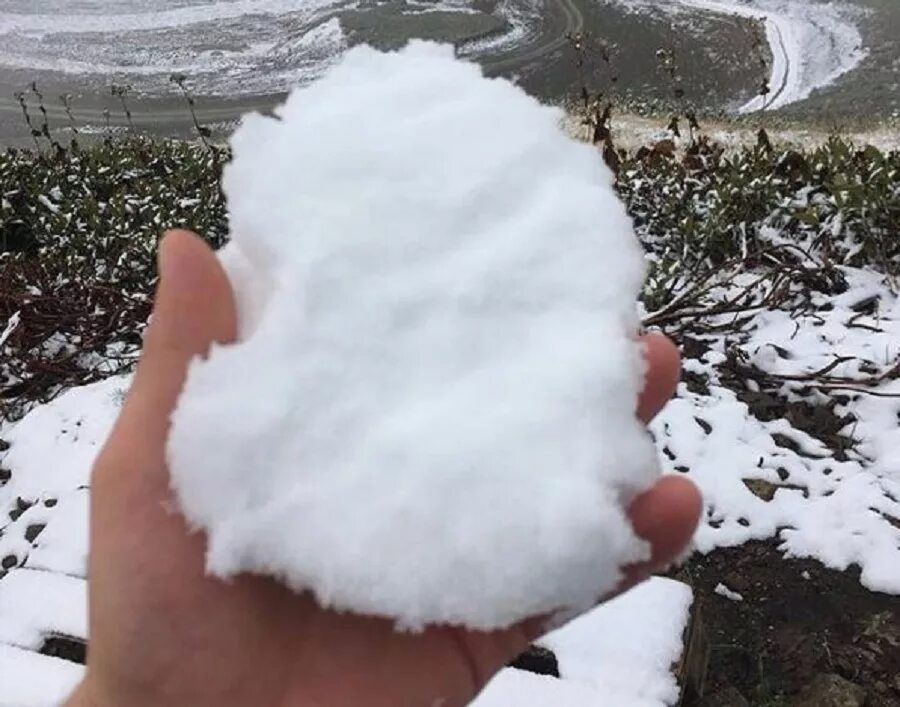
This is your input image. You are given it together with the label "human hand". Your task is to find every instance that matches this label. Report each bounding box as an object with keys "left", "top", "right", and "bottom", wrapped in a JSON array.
[{"left": 66, "top": 230, "right": 701, "bottom": 707}]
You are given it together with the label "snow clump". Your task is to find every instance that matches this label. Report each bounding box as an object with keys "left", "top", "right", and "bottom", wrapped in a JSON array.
[{"left": 168, "top": 41, "right": 658, "bottom": 630}]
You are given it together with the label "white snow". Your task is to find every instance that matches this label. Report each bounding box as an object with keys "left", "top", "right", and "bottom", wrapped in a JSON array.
[
  {"left": 0, "top": 0, "right": 520, "bottom": 97},
  {"left": 652, "top": 266, "right": 900, "bottom": 593},
  {"left": 713, "top": 583, "right": 743, "bottom": 602},
  {"left": 0, "top": 311, "right": 20, "bottom": 349},
  {"left": 0, "top": 644, "right": 83, "bottom": 707},
  {"left": 170, "top": 41, "right": 656, "bottom": 631},
  {"left": 540, "top": 577, "right": 692, "bottom": 704},
  {"left": 0, "top": 377, "right": 127, "bottom": 586},
  {"left": 0, "top": 376, "right": 693, "bottom": 705},
  {"left": 0, "top": 380, "right": 122, "bottom": 706},
  {"left": 474, "top": 577, "right": 693, "bottom": 706},
  {"left": 1, "top": 260, "right": 898, "bottom": 703},
  {"left": 0, "top": 570, "right": 87, "bottom": 650}
]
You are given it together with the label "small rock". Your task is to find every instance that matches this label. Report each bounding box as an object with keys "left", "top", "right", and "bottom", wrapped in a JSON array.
[
  {"left": 0, "top": 467, "right": 10, "bottom": 484},
  {"left": 795, "top": 673, "right": 866, "bottom": 707},
  {"left": 10, "top": 496, "right": 33, "bottom": 521},
  {"left": 508, "top": 645, "right": 560, "bottom": 678},
  {"left": 771, "top": 432, "right": 802, "bottom": 454},
  {"left": 742, "top": 478, "right": 777, "bottom": 502},
  {"left": 1, "top": 554, "right": 18, "bottom": 570},
  {"left": 44, "top": 498, "right": 58, "bottom": 508},
  {"left": 700, "top": 686, "right": 749, "bottom": 707},
  {"left": 0, "top": 438, "right": 9, "bottom": 452},
  {"left": 40, "top": 636, "right": 87, "bottom": 665},
  {"left": 25, "top": 524, "right": 46, "bottom": 543}
]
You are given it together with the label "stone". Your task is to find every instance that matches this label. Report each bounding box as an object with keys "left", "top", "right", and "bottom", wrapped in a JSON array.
[
  {"left": 795, "top": 673, "right": 866, "bottom": 707},
  {"left": 508, "top": 645, "right": 560, "bottom": 678},
  {"left": 742, "top": 478, "right": 778, "bottom": 502},
  {"left": 25, "top": 523, "right": 46, "bottom": 543}
]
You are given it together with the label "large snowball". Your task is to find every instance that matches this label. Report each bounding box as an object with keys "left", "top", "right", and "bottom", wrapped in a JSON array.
[{"left": 168, "top": 41, "right": 658, "bottom": 630}]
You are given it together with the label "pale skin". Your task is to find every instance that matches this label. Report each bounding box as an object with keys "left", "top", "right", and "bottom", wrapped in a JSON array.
[{"left": 66, "top": 230, "right": 702, "bottom": 707}]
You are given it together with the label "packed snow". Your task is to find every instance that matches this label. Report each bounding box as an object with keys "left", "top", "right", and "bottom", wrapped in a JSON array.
[{"left": 168, "top": 41, "right": 657, "bottom": 631}]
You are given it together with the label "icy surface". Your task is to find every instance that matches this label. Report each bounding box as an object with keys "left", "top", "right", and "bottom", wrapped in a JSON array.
[{"left": 169, "top": 41, "right": 656, "bottom": 630}]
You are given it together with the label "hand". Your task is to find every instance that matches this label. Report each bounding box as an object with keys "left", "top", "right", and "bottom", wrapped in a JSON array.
[{"left": 67, "top": 230, "right": 701, "bottom": 707}]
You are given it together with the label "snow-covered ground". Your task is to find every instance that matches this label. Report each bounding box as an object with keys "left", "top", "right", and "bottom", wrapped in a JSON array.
[
  {"left": 474, "top": 578, "right": 693, "bottom": 706},
  {"left": 607, "top": 0, "right": 867, "bottom": 111},
  {"left": 1, "top": 259, "right": 897, "bottom": 704},
  {"left": 0, "top": 0, "right": 537, "bottom": 97},
  {"left": 651, "top": 266, "right": 900, "bottom": 594},
  {"left": 585, "top": 114, "right": 900, "bottom": 154},
  {"left": 0, "top": 373, "right": 695, "bottom": 705},
  {"left": 0, "top": 0, "right": 869, "bottom": 114}
]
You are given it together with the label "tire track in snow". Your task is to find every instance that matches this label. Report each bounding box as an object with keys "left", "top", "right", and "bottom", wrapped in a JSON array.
[
  {"left": 674, "top": 0, "right": 799, "bottom": 112},
  {"left": 610, "top": 0, "right": 866, "bottom": 112},
  {"left": 0, "top": 0, "right": 582, "bottom": 134}
]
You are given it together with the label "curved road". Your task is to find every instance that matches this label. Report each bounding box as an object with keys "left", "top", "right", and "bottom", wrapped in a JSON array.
[
  {"left": 0, "top": 0, "right": 584, "bottom": 134},
  {"left": 652, "top": 0, "right": 862, "bottom": 114},
  {"left": 483, "top": 0, "right": 583, "bottom": 75}
]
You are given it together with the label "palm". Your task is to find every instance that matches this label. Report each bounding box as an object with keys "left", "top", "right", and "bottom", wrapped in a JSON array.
[{"left": 69, "top": 231, "right": 700, "bottom": 707}]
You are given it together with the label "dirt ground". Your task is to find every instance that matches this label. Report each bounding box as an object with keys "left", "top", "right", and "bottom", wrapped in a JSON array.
[{"left": 671, "top": 541, "right": 900, "bottom": 706}]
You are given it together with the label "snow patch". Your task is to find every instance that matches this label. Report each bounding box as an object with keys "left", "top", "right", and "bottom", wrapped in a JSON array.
[
  {"left": 652, "top": 267, "right": 900, "bottom": 593},
  {"left": 714, "top": 583, "right": 743, "bottom": 601},
  {"left": 475, "top": 577, "right": 693, "bottom": 706}
]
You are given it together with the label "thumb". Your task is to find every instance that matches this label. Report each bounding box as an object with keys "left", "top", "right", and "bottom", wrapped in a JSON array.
[{"left": 111, "top": 230, "right": 237, "bottom": 465}]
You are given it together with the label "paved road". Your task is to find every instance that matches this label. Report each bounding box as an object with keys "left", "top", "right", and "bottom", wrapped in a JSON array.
[
  {"left": 483, "top": 0, "right": 584, "bottom": 74},
  {"left": 0, "top": 0, "right": 584, "bottom": 136}
]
